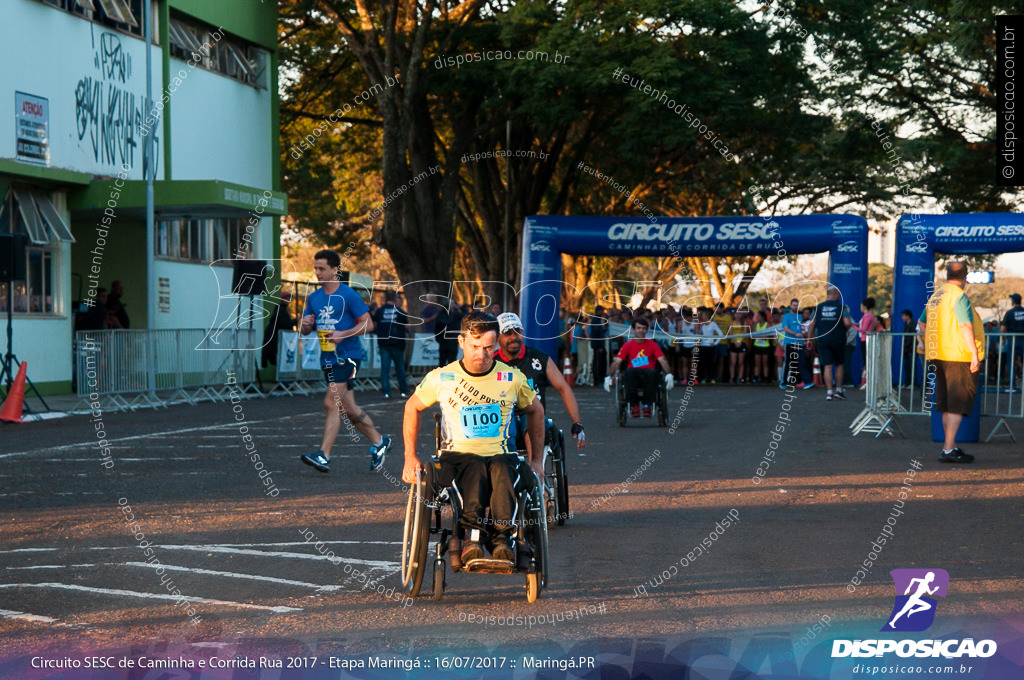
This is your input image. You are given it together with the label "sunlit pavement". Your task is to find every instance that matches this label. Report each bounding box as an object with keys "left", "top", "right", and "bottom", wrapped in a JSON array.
[{"left": 2, "top": 386, "right": 1022, "bottom": 658}]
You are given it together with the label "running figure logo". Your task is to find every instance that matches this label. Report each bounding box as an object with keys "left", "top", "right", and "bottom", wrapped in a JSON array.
[{"left": 881, "top": 568, "right": 949, "bottom": 632}]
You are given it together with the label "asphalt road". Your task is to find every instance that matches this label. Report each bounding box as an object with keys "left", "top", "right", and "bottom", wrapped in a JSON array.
[{"left": 1, "top": 383, "right": 1022, "bottom": 674}]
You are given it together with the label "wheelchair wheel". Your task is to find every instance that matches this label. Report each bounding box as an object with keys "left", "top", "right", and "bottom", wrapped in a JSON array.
[
  {"left": 657, "top": 383, "right": 669, "bottom": 427},
  {"left": 401, "top": 466, "right": 432, "bottom": 596},
  {"left": 526, "top": 572, "right": 540, "bottom": 603},
  {"left": 523, "top": 471, "right": 549, "bottom": 598},
  {"left": 432, "top": 559, "right": 445, "bottom": 601},
  {"left": 552, "top": 430, "right": 569, "bottom": 525},
  {"left": 543, "top": 443, "right": 559, "bottom": 528},
  {"left": 615, "top": 378, "right": 627, "bottom": 427}
]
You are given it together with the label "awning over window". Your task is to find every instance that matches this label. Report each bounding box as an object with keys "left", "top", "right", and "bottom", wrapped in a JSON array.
[
  {"left": 12, "top": 187, "right": 46, "bottom": 244},
  {"left": 33, "top": 192, "right": 75, "bottom": 242},
  {"left": 68, "top": 179, "right": 288, "bottom": 220},
  {"left": 7, "top": 187, "right": 75, "bottom": 245}
]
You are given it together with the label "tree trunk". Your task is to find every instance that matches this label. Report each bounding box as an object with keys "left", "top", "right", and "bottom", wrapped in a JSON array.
[{"left": 320, "top": 0, "right": 483, "bottom": 313}]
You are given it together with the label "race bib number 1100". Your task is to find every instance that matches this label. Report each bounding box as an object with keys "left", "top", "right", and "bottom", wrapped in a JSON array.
[{"left": 460, "top": 403, "right": 502, "bottom": 439}]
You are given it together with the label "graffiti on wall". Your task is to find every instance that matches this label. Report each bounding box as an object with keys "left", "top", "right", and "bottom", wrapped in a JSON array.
[
  {"left": 74, "top": 31, "right": 158, "bottom": 176},
  {"left": 98, "top": 31, "right": 131, "bottom": 84}
]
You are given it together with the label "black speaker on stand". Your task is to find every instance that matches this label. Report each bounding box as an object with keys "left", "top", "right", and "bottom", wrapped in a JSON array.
[
  {"left": 231, "top": 259, "right": 268, "bottom": 297},
  {"left": 0, "top": 233, "right": 28, "bottom": 282},
  {"left": 0, "top": 233, "right": 49, "bottom": 412},
  {"left": 228, "top": 259, "right": 269, "bottom": 391}
]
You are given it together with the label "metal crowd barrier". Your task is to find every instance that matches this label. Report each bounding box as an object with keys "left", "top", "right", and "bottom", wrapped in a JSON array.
[
  {"left": 272, "top": 332, "right": 442, "bottom": 396},
  {"left": 851, "top": 331, "right": 1023, "bottom": 440},
  {"left": 270, "top": 331, "right": 330, "bottom": 397},
  {"left": 575, "top": 338, "right": 593, "bottom": 386},
  {"left": 850, "top": 333, "right": 904, "bottom": 437},
  {"left": 75, "top": 328, "right": 261, "bottom": 413}
]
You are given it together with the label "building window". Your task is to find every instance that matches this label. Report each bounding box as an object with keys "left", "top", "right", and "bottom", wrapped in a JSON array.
[
  {"left": 95, "top": 0, "right": 139, "bottom": 30},
  {"left": 0, "top": 187, "right": 69, "bottom": 317},
  {"left": 168, "top": 15, "right": 268, "bottom": 89},
  {"left": 168, "top": 17, "right": 209, "bottom": 64},
  {"left": 37, "top": 0, "right": 146, "bottom": 38},
  {"left": 26, "top": 248, "right": 55, "bottom": 313},
  {"left": 40, "top": 0, "right": 94, "bottom": 17},
  {"left": 155, "top": 217, "right": 251, "bottom": 264}
]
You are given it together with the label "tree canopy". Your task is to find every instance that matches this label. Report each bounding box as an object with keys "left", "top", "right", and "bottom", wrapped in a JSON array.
[{"left": 278, "top": 0, "right": 1018, "bottom": 312}]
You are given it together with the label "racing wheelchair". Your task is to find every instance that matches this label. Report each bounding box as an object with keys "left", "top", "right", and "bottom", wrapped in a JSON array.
[
  {"left": 400, "top": 414, "right": 549, "bottom": 602},
  {"left": 512, "top": 414, "right": 570, "bottom": 528},
  {"left": 613, "top": 370, "right": 669, "bottom": 427}
]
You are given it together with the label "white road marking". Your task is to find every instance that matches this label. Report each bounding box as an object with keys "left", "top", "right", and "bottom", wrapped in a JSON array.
[
  {"left": 154, "top": 544, "right": 399, "bottom": 569},
  {"left": 0, "top": 583, "right": 301, "bottom": 613},
  {"left": 0, "top": 609, "right": 60, "bottom": 623},
  {"left": 0, "top": 548, "right": 57, "bottom": 554},
  {"left": 195, "top": 540, "right": 402, "bottom": 547},
  {"left": 35, "top": 457, "right": 199, "bottom": 463},
  {"left": 124, "top": 562, "right": 341, "bottom": 591},
  {"left": 193, "top": 434, "right": 306, "bottom": 439},
  {"left": 6, "top": 564, "right": 96, "bottom": 570},
  {"left": 0, "top": 413, "right": 318, "bottom": 460},
  {"left": 87, "top": 540, "right": 401, "bottom": 551},
  {"left": 21, "top": 412, "right": 72, "bottom": 422}
]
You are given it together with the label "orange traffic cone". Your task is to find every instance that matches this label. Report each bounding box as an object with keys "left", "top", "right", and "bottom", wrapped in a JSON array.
[
  {"left": 812, "top": 357, "right": 823, "bottom": 386},
  {"left": 562, "top": 356, "right": 575, "bottom": 387},
  {"left": 1, "top": 361, "right": 28, "bottom": 423}
]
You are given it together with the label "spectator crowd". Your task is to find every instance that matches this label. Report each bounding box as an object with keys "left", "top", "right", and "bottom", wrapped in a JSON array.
[{"left": 327, "top": 287, "right": 1024, "bottom": 398}]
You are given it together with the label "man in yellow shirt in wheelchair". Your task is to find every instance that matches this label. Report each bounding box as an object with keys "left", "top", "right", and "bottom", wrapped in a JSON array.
[{"left": 402, "top": 311, "right": 545, "bottom": 564}]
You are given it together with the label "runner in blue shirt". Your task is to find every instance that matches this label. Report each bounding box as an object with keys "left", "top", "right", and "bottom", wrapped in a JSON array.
[
  {"left": 299, "top": 249, "right": 393, "bottom": 474},
  {"left": 780, "top": 298, "right": 813, "bottom": 389}
]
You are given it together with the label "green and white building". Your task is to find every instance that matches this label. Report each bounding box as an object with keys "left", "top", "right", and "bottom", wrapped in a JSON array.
[{"left": 0, "top": 0, "right": 286, "bottom": 395}]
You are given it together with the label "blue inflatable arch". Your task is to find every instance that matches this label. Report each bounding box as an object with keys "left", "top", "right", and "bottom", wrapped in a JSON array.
[
  {"left": 891, "top": 212, "right": 1024, "bottom": 375},
  {"left": 518, "top": 214, "right": 869, "bottom": 361}
]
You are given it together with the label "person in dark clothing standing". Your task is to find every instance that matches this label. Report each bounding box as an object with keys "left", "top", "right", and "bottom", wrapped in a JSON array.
[
  {"left": 106, "top": 280, "right": 130, "bottom": 329},
  {"left": 495, "top": 312, "right": 586, "bottom": 452},
  {"left": 806, "top": 285, "right": 851, "bottom": 401},
  {"left": 261, "top": 290, "right": 295, "bottom": 367},
  {"left": 588, "top": 305, "right": 609, "bottom": 385},
  {"left": 1000, "top": 293, "right": 1024, "bottom": 388},
  {"left": 434, "top": 296, "right": 461, "bottom": 367},
  {"left": 79, "top": 288, "right": 111, "bottom": 331},
  {"left": 373, "top": 290, "right": 410, "bottom": 398},
  {"left": 419, "top": 294, "right": 439, "bottom": 334},
  {"left": 899, "top": 309, "right": 918, "bottom": 385}
]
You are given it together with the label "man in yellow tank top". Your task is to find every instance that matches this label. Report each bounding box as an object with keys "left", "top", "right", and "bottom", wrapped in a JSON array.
[
  {"left": 402, "top": 311, "right": 544, "bottom": 563},
  {"left": 917, "top": 262, "right": 984, "bottom": 464}
]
